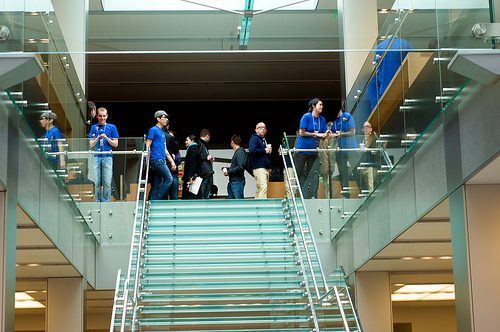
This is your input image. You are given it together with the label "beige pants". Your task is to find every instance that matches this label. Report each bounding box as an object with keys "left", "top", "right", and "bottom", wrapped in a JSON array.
[
  {"left": 363, "top": 167, "right": 377, "bottom": 192},
  {"left": 284, "top": 167, "right": 296, "bottom": 198},
  {"left": 253, "top": 168, "right": 269, "bottom": 199}
]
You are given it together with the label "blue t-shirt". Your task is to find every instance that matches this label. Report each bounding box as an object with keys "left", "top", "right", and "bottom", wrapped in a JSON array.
[
  {"left": 296, "top": 112, "right": 328, "bottom": 155},
  {"left": 333, "top": 112, "right": 358, "bottom": 149},
  {"left": 89, "top": 123, "right": 119, "bottom": 157},
  {"left": 147, "top": 125, "right": 166, "bottom": 161},
  {"left": 44, "top": 126, "right": 63, "bottom": 164},
  {"left": 369, "top": 37, "right": 412, "bottom": 110}
]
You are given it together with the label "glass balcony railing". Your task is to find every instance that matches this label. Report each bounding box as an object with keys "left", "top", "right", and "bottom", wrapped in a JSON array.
[
  {"left": 2, "top": 1, "right": 87, "bottom": 140},
  {"left": 281, "top": 1, "right": 493, "bottom": 241},
  {"left": 4, "top": 90, "right": 97, "bottom": 283}
]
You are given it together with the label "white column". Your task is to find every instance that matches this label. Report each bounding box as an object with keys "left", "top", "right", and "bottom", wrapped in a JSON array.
[
  {"left": 46, "top": 277, "right": 85, "bottom": 332},
  {"left": 450, "top": 184, "right": 500, "bottom": 332},
  {"left": 51, "top": 0, "right": 87, "bottom": 91},
  {"left": 338, "top": 0, "right": 378, "bottom": 96},
  {"left": 355, "top": 271, "right": 393, "bottom": 332}
]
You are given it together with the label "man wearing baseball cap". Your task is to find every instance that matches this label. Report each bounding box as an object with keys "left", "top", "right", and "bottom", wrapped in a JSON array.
[
  {"left": 146, "top": 110, "right": 177, "bottom": 200},
  {"left": 39, "top": 111, "right": 66, "bottom": 170}
]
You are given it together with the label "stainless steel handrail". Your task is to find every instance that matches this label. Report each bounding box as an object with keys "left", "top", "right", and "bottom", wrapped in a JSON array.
[
  {"left": 292, "top": 233, "right": 320, "bottom": 331},
  {"left": 333, "top": 285, "right": 351, "bottom": 331},
  {"left": 119, "top": 144, "right": 150, "bottom": 332},
  {"left": 109, "top": 269, "right": 123, "bottom": 332},
  {"left": 279, "top": 143, "right": 329, "bottom": 299},
  {"left": 339, "top": 266, "right": 363, "bottom": 331},
  {"left": 46, "top": 150, "right": 144, "bottom": 156}
]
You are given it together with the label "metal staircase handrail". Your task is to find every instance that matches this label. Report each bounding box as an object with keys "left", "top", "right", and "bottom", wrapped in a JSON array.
[
  {"left": 339, "top": 266, "right": 363, "bottom": 331},
  {"left": 114, "top": 137, "right": 150, "bottom": 332},
  {"left": 109, "top": 269, "right": 123, "bottom": 332},
  {"left": 292, "top": 233, "right": 320, "bottom": 331},
  {"left": 279, "top": 142, "right": 329, "bottom": 299}
]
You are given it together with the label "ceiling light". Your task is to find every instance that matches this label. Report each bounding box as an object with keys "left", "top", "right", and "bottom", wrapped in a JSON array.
[
  {"left": 421, "top": 293, "right": 455, "bottom": 301},
  {"left": 15, "top": 301, "right": 45, "bottom": 309},
  {"left": 396, "top": 284, "right": 451, "bottom": 293},
  {"left": 15, "top": 292, "right": 34, "bottom": 301},
  {"left": 392, "top": 293, "right": 427, "bottom": 301}
]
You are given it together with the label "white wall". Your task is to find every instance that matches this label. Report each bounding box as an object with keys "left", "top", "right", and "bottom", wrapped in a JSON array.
[{"left": 393, "top": 305, "right": 456, "bottom": 332}]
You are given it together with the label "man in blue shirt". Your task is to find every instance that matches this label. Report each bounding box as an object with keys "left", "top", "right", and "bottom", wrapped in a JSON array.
[
  {"left": 368, "top": 36, "right": 412, "bottom": 110},
  {"left": 89, "top": 107, "right": 119, "bottom": 202},
  {"left": 333, "top": 108, "right": 361, "bottom": 198},
  {"left": 146, "top": 110, "right": 177, "bottom": 200},
  {"left": 39, "top": 111, "right": 65, "bottom": 170}
]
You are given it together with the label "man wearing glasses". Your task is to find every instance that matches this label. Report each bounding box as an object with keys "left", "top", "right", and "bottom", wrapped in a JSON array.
[
  {"left": 249, "top": 122, "right": 272, "bottom": 198},
  {"left": 89, "top": 107, "right": 119, "bottom": 202}
]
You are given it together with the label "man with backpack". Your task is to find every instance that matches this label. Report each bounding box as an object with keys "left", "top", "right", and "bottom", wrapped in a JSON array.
[{"left": 222, "top": 135, "right": 246, "bottom": 199}]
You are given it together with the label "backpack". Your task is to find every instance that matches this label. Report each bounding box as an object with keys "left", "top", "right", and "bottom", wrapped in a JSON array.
[{"left": 243, "top": 150, "right": 253, "bottom": 176}]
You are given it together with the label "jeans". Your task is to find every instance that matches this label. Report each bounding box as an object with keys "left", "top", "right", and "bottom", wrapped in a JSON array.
[
  {"left": 199, "top": 176, "right": 213, "bottom": 199},
  {"left": 166, "top": 169, "right": 179, "bottom": 200},
  {"left": 150, "top": 159, "right": 173, "bottom": 200},
  {"left": 93, "top": 156, "right": 113, "bottom": 202},
  {"left": 227, "top": 180, "right": 245, "bottom": 199}
]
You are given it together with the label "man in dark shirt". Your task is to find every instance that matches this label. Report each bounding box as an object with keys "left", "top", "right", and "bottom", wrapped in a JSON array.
[
  {"left": 198, "top": 128, "right": 214, "bottom": 199},
  {"left": 223, "top": 135, "right": 246, "bottom": 199},
  {"left": 249, "top": 122, "right": 272, "bottom": 198}
]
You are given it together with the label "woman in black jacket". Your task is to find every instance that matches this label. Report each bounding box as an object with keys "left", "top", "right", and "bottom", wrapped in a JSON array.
[{"left": 182, "top": 135, "right": 202, "bottom": 199}]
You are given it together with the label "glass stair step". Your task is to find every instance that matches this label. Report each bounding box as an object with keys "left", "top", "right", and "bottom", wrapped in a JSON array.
[
  {"left": 142, "top": 273, "right": 302, "bottom": 283},
  {"left": 143, "top": 251, "right": 296, "bottom": 260},
  {"left": 140, "top": 329, "right": 315, "bottom": 332},
  {"left": 143, "top": 257, "right": 297, "bottom": 266},
  {"left": 149, "top": 198, "right": 283, "bottom": 209},
  {"left": 140, "top": 290, "right": 306, "bottom": 302},
  {"left": 146, "top": 220, "right": 287, "bottom": 228},
  {"left": 141, "top": 280, "right": 303, "bottom": 291},
  {"left": 143, "top": 243, "right": 294, "bottom": 252},
  {"left": 149, "top": 206, "right": 284, "bottom": 214},
  {"left": 137, "top": 315, "right": 312, "bottom": 327},
  {"left": 145, "top": 237, "right": 293, "bottom": 245},
  {"left": 138, "top": 297, "right": 309, "bottom": 307},
  {"left": 142, "top": 270, "right": 298, "bottom": 279},
  {"left": 141, "top": 263, "right": 299, "bottom": 272},
  {"left": 139, "top": 303, "right": 308, "bottom": 315},
  {"left": 145, "top": 229, "right": 290, "bottom": 236}
]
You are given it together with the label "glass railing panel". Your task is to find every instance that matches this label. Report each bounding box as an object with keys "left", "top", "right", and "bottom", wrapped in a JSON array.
[
  {"left": 6, "top": 91, "right": 97, "bottom": 284},
  {"left": 285, "top": 134, "right": 392, "bottom": 200},
  {"left": 0, "top": 9, "right": 23, "bottom": 52},
  {"left": 435, "top": 0, "right": 492, "bottom": 49}
]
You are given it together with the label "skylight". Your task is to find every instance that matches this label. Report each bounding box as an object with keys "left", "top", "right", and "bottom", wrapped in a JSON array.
[
  {"left": 100, "top": 0, "right": 319, "bottom": 12},
  {"left": 392, "top": 0, "right": 488, "bottom": 10}
]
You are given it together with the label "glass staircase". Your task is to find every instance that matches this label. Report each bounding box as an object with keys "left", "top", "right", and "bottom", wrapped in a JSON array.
[{"left": 111, "top": 197, "right": 361, "bottom": 331}]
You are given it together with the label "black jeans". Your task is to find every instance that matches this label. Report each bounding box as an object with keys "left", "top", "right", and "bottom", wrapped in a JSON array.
[{"left": 294, "top": 153, "right": 320, "bottom": 199}]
